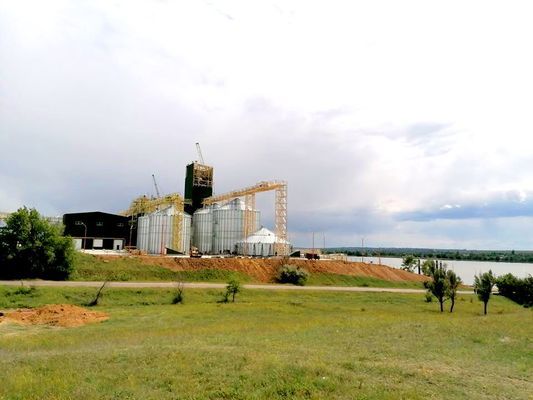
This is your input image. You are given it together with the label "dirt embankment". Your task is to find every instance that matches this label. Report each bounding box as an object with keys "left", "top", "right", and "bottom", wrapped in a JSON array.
[
  {"left": 0, "top": 304, "right": 108, "bottom": 327},
  {"left": 100, "top": 255, "right": 428, "bottom": 283}
]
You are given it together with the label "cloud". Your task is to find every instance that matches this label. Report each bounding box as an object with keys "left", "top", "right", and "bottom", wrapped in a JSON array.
[
  {"left": 396, "top": 191, "right": 533, "bottom": 221},
  {"left": 1, "top": 1, "right": 533, "bottom": 249}
]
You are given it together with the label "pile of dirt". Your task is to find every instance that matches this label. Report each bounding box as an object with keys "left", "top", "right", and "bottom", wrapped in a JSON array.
[
  {"left": 1, "top": 304, "right": 108, "bottom": 327},
  {"left": 99, "top": 255, "right": 428, "bottom": 283}
]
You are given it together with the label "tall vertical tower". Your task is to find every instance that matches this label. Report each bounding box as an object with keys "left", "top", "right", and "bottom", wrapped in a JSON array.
[{"left": 184, "top": 162, "right": 213, "bottom": 215}]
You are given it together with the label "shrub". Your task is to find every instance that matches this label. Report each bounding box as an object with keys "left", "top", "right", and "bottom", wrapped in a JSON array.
[
  {"left": 221, "top": 280, "right": 241, "bottom": 303},
  {"left": 0, "top": 207, "right": 74, "bottom": 280},
  {"left": 277, "top": 265, "right": 309, "bottom": 286},
  {"left": 172, "top": 282, "right": 185, "bottom": 304},
  {"left": 496, "top": 274, "right": 532, "bottom": 307}
]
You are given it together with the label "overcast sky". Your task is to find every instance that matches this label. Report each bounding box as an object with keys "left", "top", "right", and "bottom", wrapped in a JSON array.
[{"left": 1, "top": 0, "right": 533, "bottom": 249}]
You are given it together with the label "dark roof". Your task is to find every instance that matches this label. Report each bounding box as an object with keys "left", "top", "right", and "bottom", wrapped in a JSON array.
[{"left": 63, "top": 211, "right": 125, "bottom": 218}]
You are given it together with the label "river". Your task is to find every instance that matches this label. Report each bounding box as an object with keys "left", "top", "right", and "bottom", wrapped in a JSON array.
[{"left": 348, "top": 256, "right": 533, "bottom": 285}]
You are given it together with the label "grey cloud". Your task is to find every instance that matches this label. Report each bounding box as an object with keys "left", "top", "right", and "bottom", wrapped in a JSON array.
[{"left": 396, "top": 192, "right": 533, "bottom": 221}]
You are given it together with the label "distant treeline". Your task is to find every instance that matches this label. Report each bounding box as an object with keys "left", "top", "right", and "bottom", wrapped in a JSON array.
[{"left": 324, "top": 247, "right": 533, "bottom": 264}]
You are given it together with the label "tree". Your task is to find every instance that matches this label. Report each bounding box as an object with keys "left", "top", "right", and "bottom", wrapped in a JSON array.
[
  {"left": 423, "top": 261, "right": 448, "bottom": 312},
  {"left": 0, "top": 207, "right": 74, "bottom": 280},
  {"left": 496, "top": 273, "right": 533, "bottom": 307},
  {"left": 474, "top": 270, "right": 496, "bottom": 315},
  {"left": 421, "top": 259, "right": 436, "bottom": 276},
  {"left": 401, "top": 255, "right": 418, "bottom": 273},
  {"left": 225, "top": 280, "right": 241, "bottom": 303},
  {"left": 446, "top": 270, "right": 462, "bottom": 313}
]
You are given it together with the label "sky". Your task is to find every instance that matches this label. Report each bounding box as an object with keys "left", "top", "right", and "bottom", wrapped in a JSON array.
[{"left": 1, "top": 0, "right": 533, "bottom": 249}]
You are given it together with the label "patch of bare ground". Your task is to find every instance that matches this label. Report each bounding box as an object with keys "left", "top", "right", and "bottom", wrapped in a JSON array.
[
  {"left": 97, "top": 255, "right": 428, "bottom": 283},
  {"left": 1, "top": 304, "right": 108, "bottom": 327}
]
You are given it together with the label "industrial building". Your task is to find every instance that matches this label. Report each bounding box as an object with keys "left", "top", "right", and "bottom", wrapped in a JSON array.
[
  {"left": 63, "top": 211, "right": 130, "bottom": 250},
  {"left": 121, "top": 144, "right": 291, "bottom": 256}
]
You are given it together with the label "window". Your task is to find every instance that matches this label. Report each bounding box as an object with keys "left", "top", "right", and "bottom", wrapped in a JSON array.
[
  {"left": 117, "top": 223, "right": 124, "bottom": 227},
  {"left": 96, "top": 221, "right": 103, "bottom": 227}
]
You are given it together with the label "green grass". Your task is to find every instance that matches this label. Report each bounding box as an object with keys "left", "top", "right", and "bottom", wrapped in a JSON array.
[
  {"left": 0, "top": 285, "right": 531, "bottom": 399},
  {"left": 307, "top": 272, "right": 424, "bottom": 289},
  {"left": 70, "top": 253, "right": 250, "bottom": 283}
]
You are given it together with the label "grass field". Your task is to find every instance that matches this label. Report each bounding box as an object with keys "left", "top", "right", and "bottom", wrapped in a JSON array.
[
  {"left": 70, "top": 253, "right": 252, "bottom": 283},
  {"left": 0, "top": 285, "right": 531, "bottom": 399}
]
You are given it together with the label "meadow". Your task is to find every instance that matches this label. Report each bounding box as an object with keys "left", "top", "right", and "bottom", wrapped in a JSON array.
[{"left": 0, "top": 285, "right": 531, "bottom": 399}]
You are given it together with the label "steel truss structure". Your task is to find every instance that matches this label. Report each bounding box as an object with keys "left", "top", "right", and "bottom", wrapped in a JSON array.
[{"left": 203, "top": 181, "right": 288, "bottom": 256}]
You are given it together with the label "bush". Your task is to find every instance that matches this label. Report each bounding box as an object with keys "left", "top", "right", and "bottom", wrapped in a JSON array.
[
  {"left": 0, "top": 207, "right": 74, "bottom": 280},
  {"left": 221, "top": 280, "right": 241, "bottom": 303},
  {"left": 277, "top": 265, "right": 309, "bottom": 286},
  {"left": 496, "top": 274, "right": 533, "bottom": 307},
  {"left": 172, "top": 282, "right": 185, "bottom": 304}
]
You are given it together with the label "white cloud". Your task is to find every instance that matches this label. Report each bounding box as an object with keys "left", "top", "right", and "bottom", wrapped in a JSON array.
[{"left": 1, "top": 0, "right": 533, "bottom": 248}]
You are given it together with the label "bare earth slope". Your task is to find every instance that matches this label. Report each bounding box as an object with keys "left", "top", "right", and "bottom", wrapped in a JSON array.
[{"left": 98, "top": 255, "right": 427, "bottom": 283}]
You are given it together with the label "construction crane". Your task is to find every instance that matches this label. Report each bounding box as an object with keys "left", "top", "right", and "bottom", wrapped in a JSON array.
[
  {"left": 196, "top": 142, "right": 205, "bottom": 164},
  {"left": 203, "top": 180, "right": 288, "bottom": 256},
  {"left": 151, "top": 174, "right": 161, "bottom": 198}
]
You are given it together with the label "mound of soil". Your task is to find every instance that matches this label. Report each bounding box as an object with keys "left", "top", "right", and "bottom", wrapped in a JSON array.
[
  {"left": 2, "top": 304, "right": 108, "bottom": 327},
  {"left": 99, "top": 255, "right": 428, "bottom": 283}
]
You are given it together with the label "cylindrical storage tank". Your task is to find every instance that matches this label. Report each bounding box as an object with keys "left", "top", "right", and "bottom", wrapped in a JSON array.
[
  {"left": 192, "top": 207, "right": 213, "bottom": 254},
  {"left": 212, "top": 199, "right": 260, "bottom": 254},
  {"left": 137, "top": 215, "right": 149, "bottom": 252},
  {"left": 147, "top": 212, "right": 172, "bottom": 254},
  {"left": 181, "top": 212, "right": 192, "bottom": 254},
  {"left": 140, "top": 206, "right": 191, "bottom": 255}
]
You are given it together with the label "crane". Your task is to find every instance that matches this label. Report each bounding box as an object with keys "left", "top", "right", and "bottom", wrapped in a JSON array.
[
  {"left": 195, "top": 142, "right": 205, "bottom": 164},
  {"left": 152, "top": 174, "right": 161, "bottom": 198}
]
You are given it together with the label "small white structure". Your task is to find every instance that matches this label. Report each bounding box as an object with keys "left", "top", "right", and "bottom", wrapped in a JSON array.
[
  {"left": 137, "top": 206, "right": 191, "bottom": 255},
  {"left": 236, "top": 227, "right": 291, "bottom": 257}
]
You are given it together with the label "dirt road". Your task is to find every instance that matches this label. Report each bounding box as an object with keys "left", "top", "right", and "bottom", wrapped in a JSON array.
[{"left": 0, "top": 280, "right": 474, "bottom": 294}]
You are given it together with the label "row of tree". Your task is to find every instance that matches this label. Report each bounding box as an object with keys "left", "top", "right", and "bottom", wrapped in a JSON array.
[
  {"left": 403, "top": 255, "right": 526, "bottom": 314},
  {"left": 326, "top": 247, "right": 533, "bottom": 264}
]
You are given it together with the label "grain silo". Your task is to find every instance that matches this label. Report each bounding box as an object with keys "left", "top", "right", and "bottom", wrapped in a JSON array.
[
  {"left": 192, "top": 205, "right": 215, "bottom": 254},
  {"left": 212, "top": 198, "right": 260, "bottom": 254},
  {"left": 136, "top": 205, "right": 191, "bottom": 255}
]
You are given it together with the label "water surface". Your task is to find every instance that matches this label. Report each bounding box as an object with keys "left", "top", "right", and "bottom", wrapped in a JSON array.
[{"left": 349, "top": 256, "right": 533, "bottom": 285}]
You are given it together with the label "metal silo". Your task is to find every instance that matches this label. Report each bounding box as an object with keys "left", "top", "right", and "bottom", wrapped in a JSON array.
[
  {"left": 212, "top": 198, "right": 260, "bottom": 254},
  {"left": 137, "top": 206, "right": 191, "bottom": 255},
  {"left": 192, "top": 206, "right": 214, "bottom": 254},
  {"left": 137, "top": 215, "right": 149, "bottom": 252}
]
